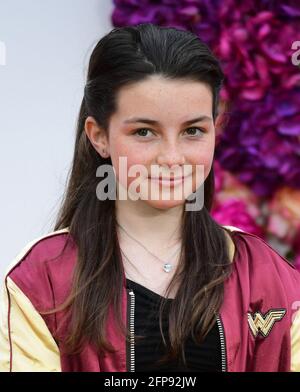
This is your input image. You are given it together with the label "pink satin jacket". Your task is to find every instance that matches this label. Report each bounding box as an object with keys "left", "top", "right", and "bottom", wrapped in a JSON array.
[{"left": 1, "top": 226, "right": 300, "bottom": 372}]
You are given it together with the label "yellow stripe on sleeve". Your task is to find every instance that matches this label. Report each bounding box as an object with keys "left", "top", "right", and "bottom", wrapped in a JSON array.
[
  {"left": 0, "top": 277, "right": 61, "bottom": 372},
  {"left": 291, "top": 306, "right": 300, "bottom": 372}
]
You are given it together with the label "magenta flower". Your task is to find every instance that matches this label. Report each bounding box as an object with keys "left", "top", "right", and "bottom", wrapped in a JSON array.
[
  {"left": 212, "top": 198, "right": 264, "bottom": 236},
  {"left": 212, "top": 160, "right": 264, "bottom": 236}
]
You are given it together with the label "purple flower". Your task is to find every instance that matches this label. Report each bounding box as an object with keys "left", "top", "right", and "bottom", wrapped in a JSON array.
[
  {"left": 112, "top": 0, "right": 205, "bottom": 29},
  {"left": 215, "top": 89, "right": 300, "bottom": 197},
  {"left": 214, "top": 3, "right": 300, "bottom": 102}
]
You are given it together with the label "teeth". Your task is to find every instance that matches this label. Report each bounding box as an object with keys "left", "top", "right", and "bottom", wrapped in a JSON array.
[{"left": 149, "top": 176, "right": 184, "bottom": 181}]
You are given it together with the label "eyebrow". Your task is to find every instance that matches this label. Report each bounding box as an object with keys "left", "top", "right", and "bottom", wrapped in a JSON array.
[{"left": 123, "top": 115, "right": 213, "bottom": 126}]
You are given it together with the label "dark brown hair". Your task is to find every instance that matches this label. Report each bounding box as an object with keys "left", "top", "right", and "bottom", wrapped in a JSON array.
[{"left": 41, "top": 23, "right": 234, "bottom": 368}]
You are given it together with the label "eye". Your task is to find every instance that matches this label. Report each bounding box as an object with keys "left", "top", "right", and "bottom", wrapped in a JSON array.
[
  {"left": 133, "top": 128, "right": 154, "bottom": 138},
  {"left": 184, "top": 127, "right": 206, "bottom": 137},
  {"left": 132, "top": 127, "right": 206, "bottom": 138}
]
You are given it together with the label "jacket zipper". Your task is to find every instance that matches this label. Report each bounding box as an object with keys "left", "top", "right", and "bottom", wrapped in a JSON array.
[
  {"left": 127, "top": 288, "right": 135, "bottom": 372},
  {"left": 216, "top": 314, "right": 227, "bottom": 372},
  {"left": 126, "top": 288, "right": 227, "bottom": 372}
]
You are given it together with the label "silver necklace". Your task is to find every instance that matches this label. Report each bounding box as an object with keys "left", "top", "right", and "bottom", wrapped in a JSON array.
[{"left": 117, "top": 221, "right": 181, "bottom": 273}]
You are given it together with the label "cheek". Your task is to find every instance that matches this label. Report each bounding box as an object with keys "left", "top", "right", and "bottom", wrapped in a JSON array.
[
  {"left": 189, "top": 141, "right": 215, "bottom": 186},
  {"left": 110, "top": 143, "right": 150, "bottom": 187}
]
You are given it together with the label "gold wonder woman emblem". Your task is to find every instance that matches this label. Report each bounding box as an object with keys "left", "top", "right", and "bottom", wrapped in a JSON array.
[{"left": 247, "top": 309, "right": 286, "bottom": 338}]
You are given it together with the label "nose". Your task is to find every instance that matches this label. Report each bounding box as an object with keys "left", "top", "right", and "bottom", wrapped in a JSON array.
[{"left": 156, "top": 141, "right": 185, "bottom": 168}]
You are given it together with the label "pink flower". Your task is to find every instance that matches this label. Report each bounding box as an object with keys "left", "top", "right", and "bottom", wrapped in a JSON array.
[
  {"left": 212, "top": 161, "right": 264, "bottom": 236},
  {"left": 212, "top": 198, "right": 264, "bottom": 236},
  {"left": 266, "top": 187, "right": 300, "bottom": 244}
]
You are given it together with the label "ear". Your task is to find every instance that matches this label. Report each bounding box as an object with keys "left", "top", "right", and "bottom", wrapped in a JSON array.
[{"left": 84, "top": 116, "right": 110, "bottom": 158}]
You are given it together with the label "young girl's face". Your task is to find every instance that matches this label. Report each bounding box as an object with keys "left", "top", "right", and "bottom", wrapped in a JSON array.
[{"left": 95, "top": 75, "right": 215, "bottom": 210}]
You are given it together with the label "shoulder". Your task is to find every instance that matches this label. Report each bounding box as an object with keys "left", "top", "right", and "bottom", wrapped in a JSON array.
[
  {"left": 222, "top": 224, "right": 300, "bottom": 293},
  {"left": 4, "top": 228, "right": 77, "bottom": 310},
  {"left": 221, "top": 225, "right": 244, "bottom": 263},
  {"left": 5, "top": 227, "right": 73, "bottom": 278},
  {"left": 0, "top": 230, "right": 68, "bottom": 371},
  {"left": 222, "top": 224, "right": 294, "bottom": 267}
]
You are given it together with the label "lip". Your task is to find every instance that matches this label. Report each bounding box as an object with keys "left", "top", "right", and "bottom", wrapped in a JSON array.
[
  {"left": 150, "top": 176, "right": 183, "bottom": 180},
  {"left": 148, "top": 173, "right": 192, "bottom": 185}
]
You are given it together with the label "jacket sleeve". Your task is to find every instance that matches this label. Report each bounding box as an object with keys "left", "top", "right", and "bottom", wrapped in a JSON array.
[
  {"left": 291, "top": 305, "right": 300, "bottom": 372},
  {"left": 0, "top": 276, "right": 61, "bottom": 372}
]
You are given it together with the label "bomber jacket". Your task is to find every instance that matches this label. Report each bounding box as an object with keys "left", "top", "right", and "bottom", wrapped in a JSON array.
[{"left": 0, "top": 225, "right": 300, "bottom": 372}]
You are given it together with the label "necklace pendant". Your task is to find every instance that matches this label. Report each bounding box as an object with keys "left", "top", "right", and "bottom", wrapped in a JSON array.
[{"left": 163, "top": 263, "right": 173, "bottom": 273}]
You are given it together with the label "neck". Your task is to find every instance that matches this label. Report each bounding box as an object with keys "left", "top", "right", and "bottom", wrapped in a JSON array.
[{"left": 115, "top": 197, "right": 184, "bottom": 252}]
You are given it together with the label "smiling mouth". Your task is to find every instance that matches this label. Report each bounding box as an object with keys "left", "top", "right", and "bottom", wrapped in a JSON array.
[
  {"left": 148, "top": 173, "right": 192, "bottom": 182},
  {"left": 149, "top": 176, "right": 183, "bottom": 180}
]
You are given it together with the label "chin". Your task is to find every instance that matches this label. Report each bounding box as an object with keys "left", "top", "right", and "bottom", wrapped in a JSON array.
[{"left": 141, "top": 198, "right": 185, "bottom": 210}]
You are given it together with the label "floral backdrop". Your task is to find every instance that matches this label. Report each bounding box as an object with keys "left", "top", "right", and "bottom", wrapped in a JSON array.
[{"left": 111, "top": 0, "right": 300, "bottom": 270}]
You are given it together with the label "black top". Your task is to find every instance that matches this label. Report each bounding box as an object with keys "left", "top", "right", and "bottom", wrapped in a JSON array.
[{"left": 126, "top": 278, "right": 222, "bottom": 372}]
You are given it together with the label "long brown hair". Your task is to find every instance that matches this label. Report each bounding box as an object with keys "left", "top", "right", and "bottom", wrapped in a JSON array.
[{"left": 41, "top": 23, "right": 234, "bottom": 367}]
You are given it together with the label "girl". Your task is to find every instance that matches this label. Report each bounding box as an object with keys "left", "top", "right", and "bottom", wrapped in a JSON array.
[{"left": 1, "top": 23, "right": 300, "bottom": 372}]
